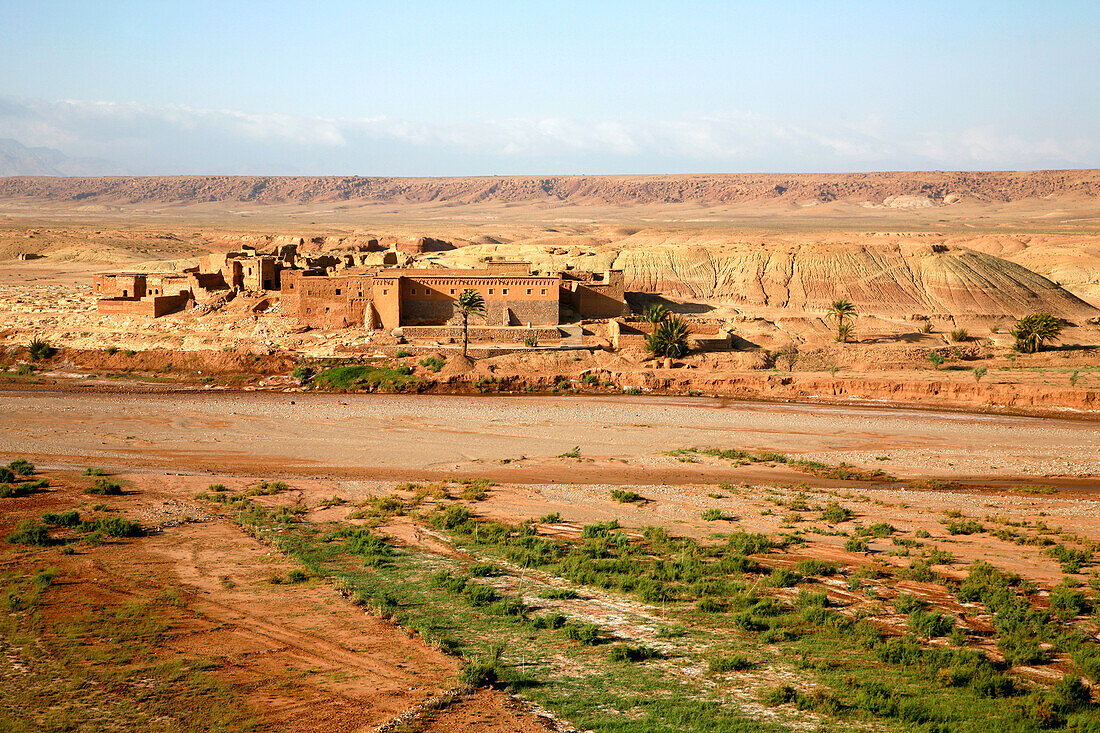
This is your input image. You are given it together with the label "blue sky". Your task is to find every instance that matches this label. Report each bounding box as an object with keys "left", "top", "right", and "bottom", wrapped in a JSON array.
[{"left": 1, "top": 1, "right": 1097, "bottom": 175}]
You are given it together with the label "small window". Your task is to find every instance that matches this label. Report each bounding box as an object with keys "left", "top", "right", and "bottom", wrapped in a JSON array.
[
  {"left": 488, "top": 289, "right": 494, "bottom": 295},
  {"left": 410, "top": 288, "right": 416, "bottom": 295},
  {"left": 540, "top": 289, "right": 546, "bottom": 295},
  {"left": 502, "top": 288, "right": 508, "bottom": 295},
  {"left": 288, "top": 283, "right": 294, "bottom": 289},
  {"left": 358, "top": 291, "right": 363, "bottom": 297},
  {"left": 383, "top": 289, "right": 389, "bottom": 295},
  {"left": 526, "top": 288, "right": 532, "bottom": 295},
  {"left": 335, "top": 288, "right": 341, "bottom": 295},
  {"left": 450, "top": 288, "right": 455, "bottom": 295}
]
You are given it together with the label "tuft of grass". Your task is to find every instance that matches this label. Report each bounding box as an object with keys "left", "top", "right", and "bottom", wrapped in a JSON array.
[
  {"left": 418, "top": 355, "right": 446, "bottom": 373},
  {"left": 42, "top": 510, "right": 80, "bottom": 527},
  {"left": 8, "top": 519, "right": 52, "bottom": 546},
  {"left": 83, "top": 467, "right": 108, "bottom": 476},
  {"left": 821, "top": 501, "right": 853, "bottom": 523},
  {"left": 312, "top": 363, "right": 420, "bottom": 392},
  {"left": 9, "top": 458, "right": 35, "bottom": 476},
  {"left": 610, "top": 489, "right": 644, "bottom": 504},
  {"left": 558, "top": 446, "right": 581, "bottom": 459},
  {"left": 84, "top": 479, "right": 123, "bottom": 496}
]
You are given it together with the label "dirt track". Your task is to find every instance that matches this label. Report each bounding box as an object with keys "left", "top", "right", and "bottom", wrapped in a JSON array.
[{"left": 1, "top": 390, "right": 1096, "bottom": 483}]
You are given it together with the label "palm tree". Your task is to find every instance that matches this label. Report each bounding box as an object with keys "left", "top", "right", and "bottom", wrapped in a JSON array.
[
  {"left": 825, "top": 299, "right": 857, "bottom": 343},
  {"left": 643, "top": 303, "right": 669, "bottom": 326},
  {"left": 646, "top": 315, "right": 691, "bottom": 359},
  {"left": 1011, "top": 313, "right": 1062, "bottom": 354},
  {"left": 456, "top": 289, "right": 486, "bottom": 359}
]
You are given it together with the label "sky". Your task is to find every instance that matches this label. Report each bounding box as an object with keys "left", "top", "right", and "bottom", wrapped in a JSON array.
[{"left": 1, "top": 0, "right": 1098, "bottom": 175}]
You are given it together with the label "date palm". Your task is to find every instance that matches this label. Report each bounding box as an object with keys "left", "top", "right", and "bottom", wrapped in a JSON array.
[
  {"left": 645, "top": 315, "right": 691, "bottom": 359},
  {"left": 1011, "top": 313, "right": 1062, "bottom": 354},
  {"left": 825, "top": 299, "right": 857, "bottom": 343},
  {"left": 456, "top": 289, "right": 486, "bottom": 359}
]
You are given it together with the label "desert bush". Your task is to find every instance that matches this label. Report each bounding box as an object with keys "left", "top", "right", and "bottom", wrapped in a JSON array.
[
  {"left": 539, "top": 512, "right": 562, "bottom": 523},
  {"left": 946, "top": 519, "right": 986, "bottom": 535},
  {"left": 286, "top": 568, "right": 309, "bottom": 583},
  {"left": 8, "top": 459, "right": 35, "bottom": 475},
  {"left": 83, "top": 467, "right": 108, "bottom": 476},
  {"left": 339, "top": 528, "right": 394, "bottom": 566},
  {"left": 7, "top": 519, "right": 51, "bottom": 546},
  {"left": 794, "top": 559, "right": 838, "bottom": 577},
  {"left": 418, "top": 355, "right": 446, "bottom": 373},
  {"left": 84, "top": 479, "right": 123, "bottom": 495},
  {"left": 541, "top": 588, "right": 578, "bottom": 600},
  {"left": 432, "top": 505, "right": 472, "bottom": 531},
  {"left": 767, "top": 567, "right": 801, "bottom": 587},
  {"left": 1049, "top": 581, "right": 1089, "bottom": 620},
  {"left": 209, "top": 483, "right": 228, "bottom": 492},
  {"left": 950, "top": 328, "right": 969, "bottom": 342},
  {"left": 927, "top": 351, "right": 946, "bottom": 369},
  {"left": 973, "top": 365, "right": 988, "bottom": 383},
  {"left": 610, "top": 489, "right": 644, "bottom": 504},
  {"left": 607, "top": 644, "right": 659, "bottom": 663},
  {"left": 821, "top": 501, "right": 853, "bottom": 523},
  {"left": 522, "top": 332, "right": 539, "bottom": 348},
  {"left": 531, "top": 612, "right": 566, "bottom": 629},
  {"left": 1046, "top": 544, "right": 1092, "bottom": 573},
  {"left": 460, "top": 478, "right": 493, "bottom": 501},
  {"left": 909, "top": 608, "right": 955, "bottom": 638},
  {"left": 564, "top": 622, "right": 600, "bottom": 645},
  {"left": 291, "top": 364, "right": 315, "bottom": 383},
  {"left": 463, "top": 583, "right": 498, "bottom": 607},
  {"left": 79, "top": 517, "right": 142, "bottom": 537},
  {"left": 701, "top": 508, "right": 728, "bottom": 521},
  {"left": 0, "top": 468, "right": 13, "bottom": 484},
  {"left": 708, "top": 654, "right": 754, "bottom": 673},
  {"left": 42, "top": 510, "right": 80, "bottom": 527},
  {"left": 845, "top": 537, "right": 870, "bottom": 552}
]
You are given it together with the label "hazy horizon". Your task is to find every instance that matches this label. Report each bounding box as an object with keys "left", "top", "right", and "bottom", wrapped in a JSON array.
[{"left": 2, "top": 1, "right": 1097, "bottom": 176}]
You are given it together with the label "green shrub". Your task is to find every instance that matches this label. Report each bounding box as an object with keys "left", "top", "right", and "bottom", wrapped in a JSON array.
[
  {"left": 950, "top": 328, "right": 969, "bottom": 343},
  {"left": 8, "top": 520, "right": 51, "bottom": 546},
  {"left": 794, "top": 559, "right": 838, "bottom": 577},
  {"left": 607, "top": 644, "right": 659, "bottom": 663},
  {"left": 79, "top": 517, "right": 142, "bottom": 538},
  {"left": 701, "top": 508, "right": 727, "bottom": 521},
  {"left": 1049, "top": 581, "right": 1089, "bottom": 620},
  {"left": 564, "top": 623, "right": 600, "bottom": 645},
  {"left": 460, "top": 478, "right": 493, "bottom": 501},
  {"left": 84, "top": 479, "right": 123, "bottom": 495},
  {"left": 531, "top": 612, "right": 566, "bottom": 629},
  {"left": 908, "top": 608, "right": 955, "bottom": 638},
  {"left": 845, "top": 537, "right": 869, "bottom": 552},
  {"left": 419, "top": 355, "right": 446, "bottom": 373},
  {"left": 340, "top": 528, "right": 394, "bottom": 566},
  {"left": 708, "top": 654, "right": 753, "bottom": 673},
  {"left": 892, "top": 593, "right": 928, "bottom": 614},
  {"left": 42, "top": 510, "right": 80, "bottom": 527},
  {"left": 821, "top": 501, "right": 853, "bottom": 523},
  {"left": 209, "top": 483, "right": 228, "bottom": 492},
  {"left": 312, "top": 364, "right": 420, "bottom": 392},
  {"left": 463, "top": 583, "right": 498, "bottom": 607},
  {"left": 946, "top": 519, "right": 986, "bottom": 535},
  {"left": 610, "top": 489, "right": 644, "bottom": 504},
  {"left": 468, "top": 563, "right": 500, "bottom": 577},
  {"left": 0, "top": 468, "right": 13, "bottom": 484},
  {"left": 541, "top": 588, "right": 578, "bottom": 600},
  {"left": 248, "top": 480, "right": 289, "bottom": 495},
  {"left": 286, "top": 568, "right": 309, "bottom": 583},
  {"left": 1046, "top": 544, "right": 1092, "bottom": 573},
  {"left": 291, "top": 365, "right": 315, "bottom": 382},
  {"left": 539, "top": 512, "right": 562, "bottom": 523},
  {"left": 767, "top": 567, "right": 801, "bottom": 587},
  {"left": 8, "top": 459, "right": 35, "bottom": 475},
  {"left": 83, "top": 467, "right": 108, "bottom": 476}
]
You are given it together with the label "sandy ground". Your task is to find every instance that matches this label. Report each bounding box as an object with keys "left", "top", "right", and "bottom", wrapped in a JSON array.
[{"left": 0, "top": 390, "right": 1096, "bottom": 483}]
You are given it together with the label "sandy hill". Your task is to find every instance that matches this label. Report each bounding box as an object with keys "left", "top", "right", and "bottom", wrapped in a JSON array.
[{"left": 1, "top": 170, "right": 1098, "bottom": 206}]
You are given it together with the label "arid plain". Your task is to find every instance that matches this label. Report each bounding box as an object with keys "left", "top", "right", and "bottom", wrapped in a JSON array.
[{"left": 2, "top": 173, "right": 1100, "bottom": 732}]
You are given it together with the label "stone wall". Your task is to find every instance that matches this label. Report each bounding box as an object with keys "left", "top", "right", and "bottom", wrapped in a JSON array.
[
  {"left": 401, "top": 325, "right": 562, "bottom": 343},
  {"left": 96, "top": 294, "right": 190, "bottom": 318}
]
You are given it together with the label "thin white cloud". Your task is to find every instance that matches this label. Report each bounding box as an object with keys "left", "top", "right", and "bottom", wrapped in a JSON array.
[{"left": 0, "top": 95, "right": 1095, "bottom": 175}]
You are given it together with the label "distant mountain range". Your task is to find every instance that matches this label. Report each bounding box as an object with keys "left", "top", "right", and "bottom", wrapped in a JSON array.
[{"left": 0, "top": 138, "right": 122, "bottom": 177}]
